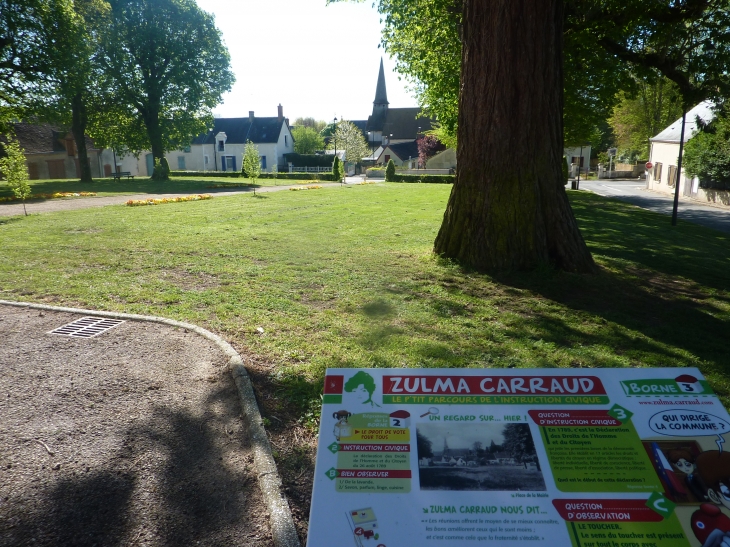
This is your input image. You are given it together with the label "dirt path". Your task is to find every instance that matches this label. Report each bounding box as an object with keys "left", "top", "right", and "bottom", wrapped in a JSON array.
[{"left": 0, "top": 305, "right": 274, "bottom": 546}]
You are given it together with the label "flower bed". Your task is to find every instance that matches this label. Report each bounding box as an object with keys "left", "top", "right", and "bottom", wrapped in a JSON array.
[
  {"left": 0, "top": 191, "right": 97, "bottom": 203},
  {"left": 125, "top": 194, "right": 212, "bottom": 207},
  {"left": 289, "top": 185, "right": 322, "bottom": 191}
]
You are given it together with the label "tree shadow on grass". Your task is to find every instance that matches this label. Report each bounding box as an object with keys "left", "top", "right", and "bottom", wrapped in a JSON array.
[{"left": 4, "top": 383, "right": 266, "bottom": 547}]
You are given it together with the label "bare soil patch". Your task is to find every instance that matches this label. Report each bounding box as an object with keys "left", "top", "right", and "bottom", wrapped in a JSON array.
[{"left": 0, "top": 305, "right": 273, "bottom": 546}]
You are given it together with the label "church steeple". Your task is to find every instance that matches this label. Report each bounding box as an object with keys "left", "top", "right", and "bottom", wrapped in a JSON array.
[{"left": 374, "top": 58, "right": 389, "bottom": 106}]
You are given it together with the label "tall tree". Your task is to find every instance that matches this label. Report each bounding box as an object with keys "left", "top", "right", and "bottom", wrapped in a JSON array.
[
  {"left": 101, "top": 0, "right": 234, "bottom": 180},
  {"left": 334, "top": 120, "right": 369, "bottom": 167},
  {"left": 435, "top": 1, "right": 595, "bottom": 272},
  {"left": 41, "top": 0, "right": 110, "bottom": 183},
  {"left": 610, "top": 76, "right": 683, "bottom": 158},
  {"left": 292, "top": 126, "right": 325, "bottom": 154},
  {"left": 293, "top": 117, "right": 327, "bottom": 133},
  {"left": 0, "top": 0, "right": 72, "bottom": 126}
]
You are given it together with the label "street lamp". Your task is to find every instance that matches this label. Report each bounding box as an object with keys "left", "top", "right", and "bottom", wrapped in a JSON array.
[{"left": 333, "top": 117, "right": 338, "bottom": 157}]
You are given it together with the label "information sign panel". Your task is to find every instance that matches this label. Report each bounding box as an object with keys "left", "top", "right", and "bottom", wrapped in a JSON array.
[{"left": 308, "top": 368, "right": 730, "bottom": 547}]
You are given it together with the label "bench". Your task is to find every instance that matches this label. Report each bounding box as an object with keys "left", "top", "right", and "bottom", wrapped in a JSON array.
[{"left": 111, "top": 171, "right": 134, "bottom": 180}]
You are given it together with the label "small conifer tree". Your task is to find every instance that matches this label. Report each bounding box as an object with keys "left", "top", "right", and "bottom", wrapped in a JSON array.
[
  {"left": 385, "top": 159, "right": 396, "bottom": 181},
  {"left": 332, "top": 156, "right": 343, "bottom": 182}
]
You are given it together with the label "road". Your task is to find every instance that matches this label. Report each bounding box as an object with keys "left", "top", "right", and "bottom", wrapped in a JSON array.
[{"left": 577, "top": 179, "right": 730, "bottom": 234}]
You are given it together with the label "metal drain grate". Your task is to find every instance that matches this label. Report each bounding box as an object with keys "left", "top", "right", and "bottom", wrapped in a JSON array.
[{"left": 49, "top": 317, "right": 125, "bottom": 338}]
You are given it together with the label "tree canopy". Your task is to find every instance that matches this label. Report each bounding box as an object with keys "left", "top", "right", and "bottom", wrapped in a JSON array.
[
  {"left": 99, "top": 0, "right": 234, "bottom": 179},
  {"left": 333, "top": 120, "right": 369, "bottom": 165},
  {"left": 292, "top": 126, "right": 325, "bottom": 154},
  {"left": 684, "top": 106, "right": 730, "bottom": 191}
]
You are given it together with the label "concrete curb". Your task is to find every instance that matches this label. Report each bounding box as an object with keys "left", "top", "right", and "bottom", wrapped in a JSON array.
[{"left": 0, "top": 300, "right": 301, "bottom": 547}]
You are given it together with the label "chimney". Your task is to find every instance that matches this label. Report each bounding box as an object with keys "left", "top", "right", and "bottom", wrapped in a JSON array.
[
  {"left": 277, "top": 104, "right": 283, "bottom": 123},
  {"left": 249, "top": 111, "right": 254, "bottom": 122}
]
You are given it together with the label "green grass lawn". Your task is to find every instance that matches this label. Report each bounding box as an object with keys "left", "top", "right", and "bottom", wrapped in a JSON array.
[
  {"left": 0, "top": 175, "right": 324, "bottom": 199},
  {"left": 1, "top": 184, "right": 729, "bottom": 417}
]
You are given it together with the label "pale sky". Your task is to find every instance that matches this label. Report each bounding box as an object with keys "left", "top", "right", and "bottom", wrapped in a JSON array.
[{"left": 193, "top": 0, "right": 418, "bottom": 123}]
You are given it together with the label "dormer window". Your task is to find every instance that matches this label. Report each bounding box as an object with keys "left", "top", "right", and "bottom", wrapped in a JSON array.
[{"left": 215, "top": 131, "right": 227, "bottom": 152}]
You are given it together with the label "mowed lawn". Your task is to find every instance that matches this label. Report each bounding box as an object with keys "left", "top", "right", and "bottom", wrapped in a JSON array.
[
  {"left": 0, "top": 175, "right": 318, "bottom": 199},
  {"left": 1, "top": 183, "right": 729, "bottom": 415}
]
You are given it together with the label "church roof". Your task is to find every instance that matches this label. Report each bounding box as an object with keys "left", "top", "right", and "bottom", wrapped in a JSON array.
[
  {"left": 381, "top": 108, "right": 433, "bottom": 139},
  {"left": 374, "top": 58, "right": 389, "bottom": 105}
]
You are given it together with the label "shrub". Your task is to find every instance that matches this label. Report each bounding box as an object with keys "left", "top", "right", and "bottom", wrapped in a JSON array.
[
  {"left": 387, "top": 173, "right": 455, "bottom": 184},
  {"left": 385, "top": 159, "right": 396, "bottom": 181},
  {"left": 562, "top": 156, "right": 569, "bottom": 183},
  {"left": 170, "top": 170, "right": 241, "bottom": 178},
  {"left": 258, "top": 172, "right": 338, "bottom": 181},
  {"left": 0, "top": 137, "right": 32, "bottom": 215},
  {"left": 332, "top": 157, "right": 343, "bottom": 182},
  {"left": 283, "top": 153, "right": 333, "bottom": 168},
  {"left": 684, "top": 107, "right": 730, "bottom": 191},
  {"left": 152, "top": 158, "right": 170, "bottom": 180}
]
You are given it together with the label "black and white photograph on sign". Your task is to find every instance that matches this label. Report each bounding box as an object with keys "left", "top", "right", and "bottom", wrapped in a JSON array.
[{"left": 416, "top": 422, "right": 546, "bottom": 491}]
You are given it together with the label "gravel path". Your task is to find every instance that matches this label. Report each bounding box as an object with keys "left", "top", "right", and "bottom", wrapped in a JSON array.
[
  {"left": 0, "top": 305, "right": 274, "bottom": 546},
  {"left": 0, "top": 179, "right": 364, "bottom": 217}
]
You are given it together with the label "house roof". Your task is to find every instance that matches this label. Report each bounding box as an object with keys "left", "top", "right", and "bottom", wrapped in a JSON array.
[
  {"left": 382, "top": 140, "right": 419, "bottom": 161},
  {"left": 2, "top": 123, "right": 97, "bottom": 154},
  {"left": 192, "top": 117, "right": 287, "bottom": 145},
  {"left": 369, "top": 107, "right": 434, "bottom": 139},
  {"left": 651, "top": 101, "right": 715, "bottom": 143}
]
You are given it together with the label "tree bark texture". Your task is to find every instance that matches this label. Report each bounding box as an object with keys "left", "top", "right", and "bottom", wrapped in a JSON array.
[
  {"left": 71, "top": 92, "right": 93, "bottom": 183},
  {"left": 434, "top": 0, "right": 596, "bottom": 273}
]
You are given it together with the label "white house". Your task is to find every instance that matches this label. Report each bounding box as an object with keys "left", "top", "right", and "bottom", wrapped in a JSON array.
[
  {"left": 647, "top": 101, "right": 715, "bottom": 200},
  {"left": 165, "top": 105, "right": 294, "bottom": 174}
]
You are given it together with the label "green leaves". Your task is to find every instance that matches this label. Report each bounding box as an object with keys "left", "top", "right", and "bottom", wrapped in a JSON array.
[
  {"left": 243, "top": 141, "right": 262, "bottom": 183},
  {"left": 0, "top": 137, "right": 32, "bottom": 214},
  {"left": 292, "top": 126, "right": 325, "bottom": 155}
]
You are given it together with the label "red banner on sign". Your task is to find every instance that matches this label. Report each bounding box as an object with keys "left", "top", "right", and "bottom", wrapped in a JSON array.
[{"left": 552, "top": 499, "right": 663, "bottom": 522}]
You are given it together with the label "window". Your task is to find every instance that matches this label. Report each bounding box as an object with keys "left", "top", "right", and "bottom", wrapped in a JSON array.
[
  {"left": 222, "top": 155, "right": 236, "bottom": 171},
  {"left": 260, "top": 155, "right": 267, "bottom": 169},
  {"left": 285, "top": 135, "right": 288, "bottom": 146},
  {"left": 204, "top": 155, "right": 209, "bottom": 165},
  {"left": 384, "top": 154, "right": 391, "bottom": 163},
  {"left": 177, "top": 156, "right": 186, "bottom": 170},
  {"left": 218, "top": 140, "right": 225, "bottom": 152},
  {"left": 183, "top": 145, "right": 191, "bottom": 153}
]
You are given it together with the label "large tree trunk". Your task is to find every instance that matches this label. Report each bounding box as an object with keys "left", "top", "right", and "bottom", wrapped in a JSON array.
[
  {"left": 434, "top": 0, "right": 595, "bottom": 273},
  {"left": 145, "top": 108, "right": 169, "bottom": 181},
  {"left": 71, "top": 92, "right": 93, "bottom": 183}
]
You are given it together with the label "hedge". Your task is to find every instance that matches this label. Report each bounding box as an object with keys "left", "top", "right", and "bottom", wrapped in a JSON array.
[
  {"left": 170, "top": 170, "right": 241, "bottom": 178},
  {"left": 387, "top": 174, "right": 455, "bottom": 184},
  {"left": 258, "top": 172, "right": 338, "bottom": 182},
  {"left": 169, "top": 170, "right": 338, "bottom": 182},
  {"left": 283, "top": 153, "right": 334, "bottom": 168}
]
